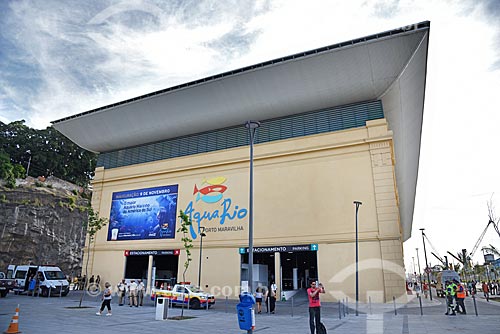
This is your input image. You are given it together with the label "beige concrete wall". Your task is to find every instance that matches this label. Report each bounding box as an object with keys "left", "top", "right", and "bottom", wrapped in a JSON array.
[{"left": 84, "top": 119, "right": 407, "bottom": 302}]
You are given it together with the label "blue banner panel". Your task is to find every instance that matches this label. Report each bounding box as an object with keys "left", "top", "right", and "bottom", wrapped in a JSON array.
[{"left": 107, "top": 185, "right": 178, "bottom": 241}]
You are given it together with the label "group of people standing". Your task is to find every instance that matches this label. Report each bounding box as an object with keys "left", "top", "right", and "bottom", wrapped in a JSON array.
[
  {"left": 96, "top": 278, "right": 146, "bottom": 316},
  {"left": 117, "top": 279, "right": 146, "bottom": 307},
  {"left": 479, "top": 280, "right": 499, "bottom": 301}
]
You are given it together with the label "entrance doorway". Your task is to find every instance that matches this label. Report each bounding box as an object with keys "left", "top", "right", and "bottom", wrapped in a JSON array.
[
  {"left": 280, "top": 251, "right": 317, "bottom": 290},
  {"left": 241, "top": 253, "right": 276, "bottom": 291},
  {"left": 153, "top": 255, "right": 179, "bottom": 289},
  {"left": 125, "top": 255, "right": 148, "bottom": 279},
  {"left": 124, "top": 254, "right": 179, "bottom": 289}
]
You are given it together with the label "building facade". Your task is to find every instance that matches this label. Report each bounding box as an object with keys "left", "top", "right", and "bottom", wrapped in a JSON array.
[{"left": 53, "top": 22, "right": 430, "bottom": 302}]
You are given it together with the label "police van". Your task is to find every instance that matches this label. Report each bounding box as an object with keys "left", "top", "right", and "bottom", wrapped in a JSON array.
[{"left": 8, "top": 264, "right": 70, "bottom": 297}]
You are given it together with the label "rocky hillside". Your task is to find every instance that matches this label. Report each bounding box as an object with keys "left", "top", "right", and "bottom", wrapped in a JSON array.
[{"left": 0, "top": 176, "right": 89, "bottom": 276}]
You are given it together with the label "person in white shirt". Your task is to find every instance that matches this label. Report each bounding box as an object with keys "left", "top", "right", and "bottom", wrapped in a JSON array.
[
  {"left": 128, "top": 279, "right": 138, "bottom": 307},
  {"left": 137, "top": 279, "right": 145, "bottom": 306},
  {"left": 117, "top": 279, "right": 126, "bottom": 306}
]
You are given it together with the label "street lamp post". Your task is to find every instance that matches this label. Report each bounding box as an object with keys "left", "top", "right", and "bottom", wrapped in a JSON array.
[
  {"left": 420, "top": 228, "right": 433, "bottom": 300},
  {"left": 245, "top": 121, "right": 260, "bottom": 298},
  {"left": 245, "top": 120, "right": 260, "bottom": 334},
  {"left": 416, "top": 248, "right": 423, "bottom": 290},
  {"left": 353, "top": 201, "right": 362, "bottom": 316},
  {"left": 26, "top": 150, "right": 31, "bottom": 178},
  {"left": 198, "top": 226, "right": 206, "bottom": 288}
]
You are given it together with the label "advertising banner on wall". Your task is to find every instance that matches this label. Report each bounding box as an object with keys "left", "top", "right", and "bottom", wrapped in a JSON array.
[{"left": 107, "top": 185, "right": 178, "bottom": 241}]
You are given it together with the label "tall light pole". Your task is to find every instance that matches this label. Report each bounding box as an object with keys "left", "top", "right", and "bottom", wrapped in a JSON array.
[
  {"left": 26, "top": 150, "right": 31, "bottom": 178},
  {"left": 420, "top": 228, "right": 433, "bottom": 300},
  {"left": 245, "top": 120, "right": 260, "bottom": 298},
  {"left": 198, "top": 226, "right": 206, "bottom": 288},
  {"left": 416, "top": 248, "right": 423, "bottom": 291},
  {"left": 412, "top": 257, "right": 417, "bottom": 281},
  {"left": 245, "top": 121, "right": 260, "bottom": 334},
  {"left": 353, "top": 201, "right": 362, "bottom": 316}
]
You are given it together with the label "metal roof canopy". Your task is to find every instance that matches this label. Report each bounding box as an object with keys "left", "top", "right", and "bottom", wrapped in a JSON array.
[{"left": 52, "top": 22, "right": 430, "bottom": 241}]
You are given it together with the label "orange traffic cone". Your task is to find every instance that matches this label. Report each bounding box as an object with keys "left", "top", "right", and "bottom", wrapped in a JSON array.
[{"left": 3, "top": 304, "right": 21, "bottom": 334}]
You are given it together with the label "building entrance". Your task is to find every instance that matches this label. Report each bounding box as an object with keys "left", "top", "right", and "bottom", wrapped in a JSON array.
[
  {"left": 239, "top": 244, "right": 318, "bottom": 293},
  {"left": 152, "top": 255, "right": 179, "bottom": 289},
  {"left": 124, "top": 250, "right": 180, "bottom": 290},
  {"left": 280, "top": 250, "right": 317, "bottom": 290},
  {"left": 240, "top": 252, "right": 276, "bottom": 291},
  {"left": 125, "top": 255, "right": 148, "bottom": 279}
]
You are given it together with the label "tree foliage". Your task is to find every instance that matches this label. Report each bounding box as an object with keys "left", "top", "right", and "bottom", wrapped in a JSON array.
[
  {"left": 177, "top": 210, "right": 193, "bottom": 318},
  {"left": 0, "top": 120, "right": 97, "bottom": 186},
  {"left": 79, "top": 205, "right": 107, "bottom": 308}
]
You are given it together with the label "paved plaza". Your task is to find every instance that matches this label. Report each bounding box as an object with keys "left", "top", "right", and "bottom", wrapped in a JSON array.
[{"left": 1, "top": 291, "right": 499, "bottom": 333}]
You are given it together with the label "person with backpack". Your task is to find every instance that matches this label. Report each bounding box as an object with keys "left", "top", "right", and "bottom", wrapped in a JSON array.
[{"left": 307, "top": 280, "right": 326, "bottom": 334}]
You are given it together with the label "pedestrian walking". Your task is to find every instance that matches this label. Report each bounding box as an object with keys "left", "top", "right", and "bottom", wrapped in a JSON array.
[
  {"left": 454, "top": 280, "right": 466, "bottom": 314},
  {"left": 117, "top": 279, "right": 126, "bottom": 306},
  {"left": 307, "top": 280, "right": 325, "bottom": 334},
  {"left": 266, "top": 284, "right": 276, "bottom": 314},
  {"left": 129, "top": 279, "right": 138, "bottom": 307},
  {"left": 96, "top": 282, "right": 112, "bottom": 316},
  {"left": 255, "top": 286, "right": 264, "bottom": 314},
  {"left": 482, "top": 281, "right": 490, "bottom": 302},
  {"left": 137, "top": 279, "right": 145, "bottom": 306}
]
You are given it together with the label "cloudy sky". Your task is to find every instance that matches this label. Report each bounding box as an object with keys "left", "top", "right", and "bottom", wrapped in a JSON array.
[{"left": 1, "top": 0, "right": 499, "bottom": 271}]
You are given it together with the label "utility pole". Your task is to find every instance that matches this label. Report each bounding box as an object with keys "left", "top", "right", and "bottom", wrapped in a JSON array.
[
  {"left": 420, "top": 228, "right": 433, "bottom": 300},
  {"left": 416, "top": 248, "right": 423, "bottom": 290}
]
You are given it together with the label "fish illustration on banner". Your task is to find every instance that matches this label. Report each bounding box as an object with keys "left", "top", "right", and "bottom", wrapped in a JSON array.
[
  {"left": 185, "top": 176, "right": 247, "bottom": 239},
  {"left": 193, "top": 177, "right": 227, "bottom": 203}
]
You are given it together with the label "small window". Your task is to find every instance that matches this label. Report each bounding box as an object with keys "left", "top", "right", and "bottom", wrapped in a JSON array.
[{"left": 15, "top": 270, "right": 27, "bottom": 279}]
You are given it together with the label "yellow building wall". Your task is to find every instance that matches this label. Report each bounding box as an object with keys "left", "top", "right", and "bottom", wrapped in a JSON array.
[{"left": 85, "top": 118, "right": 406, "bottom": 302}]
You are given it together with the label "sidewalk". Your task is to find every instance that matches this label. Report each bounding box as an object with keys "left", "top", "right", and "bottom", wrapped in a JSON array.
[{"left": 1, "top": 292, "right": 499, "bottom": 333}]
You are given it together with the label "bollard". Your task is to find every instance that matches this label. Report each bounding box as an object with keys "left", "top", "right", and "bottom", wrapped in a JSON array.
[
  {"left": 346, "top": 297, "right": 349, "bottom": 315},
  {"left": 225, "top": 296, "right": 228, "bottom": 313},
  {"left": 206, "top": 298, "right": 209, "bottom": 310},
  {"left": 343, "top": 299, "right": 346, "bottom": 317},
  {"left": 338, "top": 300, "right": 341, "bottom": 319},
  {"left": 369, "top": 296, "right": 372, "bottom": 315},
  {"left": 48, "top": 286, "right": 51, "bottom": 298},
  {"left": 393, "top": 296, "right": 397, "bottom": 315},
  {"left": 472, "top": 293, "right": 478, "bottom": 316},
  {"left": 418, "top": 295, "right": 423, "bottom": 316},
  {"left": 291, "top": 296, "right": 294, "bottom": 317}
]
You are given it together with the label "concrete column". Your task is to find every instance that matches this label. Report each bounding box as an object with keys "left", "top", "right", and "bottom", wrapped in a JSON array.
[
  {"left": 274, "top": 252, "right": 281, "bottom": 297},
  {"left": 293, "top": 268, "right": 298, "bottom": 290},
  {"left": 146, "top": 255, "right": 153, "bottom": 294}
]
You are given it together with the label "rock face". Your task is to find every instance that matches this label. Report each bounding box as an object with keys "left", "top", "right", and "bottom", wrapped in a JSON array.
[{"left": 0, "top": 177, "right": 89, "bottom": 277}]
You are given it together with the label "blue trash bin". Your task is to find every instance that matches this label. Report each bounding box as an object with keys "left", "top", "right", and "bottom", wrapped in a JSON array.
[{"left": 236, "top": 292, "right": 256, "bottom": 331}]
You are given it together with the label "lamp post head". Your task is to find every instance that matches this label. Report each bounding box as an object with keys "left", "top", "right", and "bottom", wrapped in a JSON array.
[
  {"left": 353, "top": 201, "right": 362, "bottom": 206},
  {"left": 200, "top": 232, "right": 206, "bottom": 237},
  {"left": 245, "top": 120, "right": 261, "bottom": 129}
]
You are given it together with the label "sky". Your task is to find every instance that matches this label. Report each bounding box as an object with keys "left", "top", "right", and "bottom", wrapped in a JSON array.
[{"left": 1, "top": 0, "right": 499, "bottom": 272}]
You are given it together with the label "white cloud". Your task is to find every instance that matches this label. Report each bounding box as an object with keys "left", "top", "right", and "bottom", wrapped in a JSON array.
[{"left": 0, "top": 0, "right": 499, "bottom": 270}]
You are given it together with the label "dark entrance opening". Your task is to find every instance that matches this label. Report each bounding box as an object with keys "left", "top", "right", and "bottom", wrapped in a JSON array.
[
  {"left": 241, "top": 253, "right": 276, "bottom": 290},
  {"left": 125, "top": 255, "right": 148, "bottom": 279},
  {"left": 280, "top": 251, "right": 318, "bottom": 290},
  {"left": 153, "top": 255, "right": 179, "bottom": 289}
]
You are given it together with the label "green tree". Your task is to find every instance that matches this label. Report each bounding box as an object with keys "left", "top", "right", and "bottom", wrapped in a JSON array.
[
  {"left": 79, "top": 206, "right": 107, "bottom": 308},
  {"left": 0, "top": 120, "right": 97, "bottom": 186},
  {"left": 177, "top": 210, "right": 193, "bottom": 318}
]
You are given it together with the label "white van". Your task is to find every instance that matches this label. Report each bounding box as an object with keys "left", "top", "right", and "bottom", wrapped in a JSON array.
[{"left": 9, "top": 265, "right": 70, "bottom": 297}]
